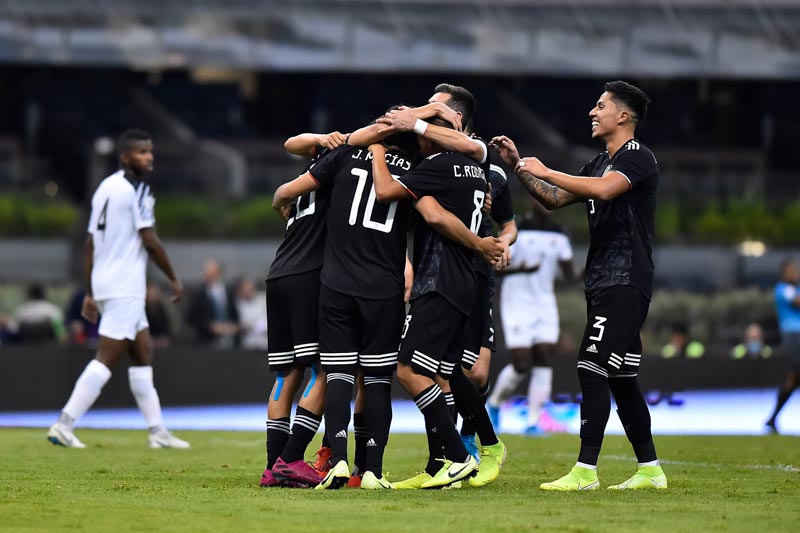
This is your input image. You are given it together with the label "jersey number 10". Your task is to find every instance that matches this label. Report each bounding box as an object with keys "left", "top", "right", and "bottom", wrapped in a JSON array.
[{"left": 349, "top": 168, "right": 397, "bottom": 234}]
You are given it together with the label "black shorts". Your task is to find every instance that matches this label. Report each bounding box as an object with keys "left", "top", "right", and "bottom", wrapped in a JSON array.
[
  {"left": 266, "top": 269, "right": 321, "bottom": 372},
  {"left": 577, "top": 285, "right": 650, "bottom": 379},
  {"left": 318, "top": 284, "right": 404, "bottom": 377},
  {"left": 463, "top": 273, "right": 496, "bottom": 369},
  {"left": 398, "top": 293, "right": 469, "bottom": 379}
]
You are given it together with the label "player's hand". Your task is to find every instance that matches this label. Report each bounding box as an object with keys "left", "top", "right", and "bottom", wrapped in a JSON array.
[
  {"left": 477, "top": 236, "right": 504, "bottom": 265},
  {"left": 368, "top": 143, "right": 387, "bottom": 156},
  {"left": 490, "top": 135, "right": 521, "bottom": 167},
  {"left": 495, "top": 239, "right": 511, "bottom": 270},
  {"left": 516, "top": 157, "right": 549, "bottom": 179},
  {"left": 320, "top": 131, "right": 347, "bottom": 150},
  {"left": 81, "top": 295, "right": 99, "bottom": 324},
  {"left": 429, "top": 102, "right": 462, "bottom": 132},
  {"left": 404, "top": 262, "right": 414, "bottom": 304},
  {"left": 379, "top": 107, "right": 419, "bottom": 134},
  {"left": 276, "top": 204, "right": 292, "bottom": 220},
  {"left": 170, "top": 278, "right": 184, "bottom": 303},
  {"left": 482, "top": 183, "right": 493, "bottom": 215}
]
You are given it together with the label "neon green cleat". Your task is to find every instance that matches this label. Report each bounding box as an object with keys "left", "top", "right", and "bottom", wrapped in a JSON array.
[
  {"left": 360, "top": 471, "right": 394, "bottom": 490},
  {"left": 392, "top": 472, "right": 431, "bottom": 490},
  {"left": 420, "top": 456, "right": 478, "bottom": 489},
  {"left": 539, "top": 465, "right": 599, "bottom": 491},
  {"left": 314, "top": 460, "right": 350, "bottom": 490},
  {"left": 608, "top": 465, "right": 667, "bottom": 490},
  {"left": 469, "top": 440, "right": 507, "bottom": 487}
]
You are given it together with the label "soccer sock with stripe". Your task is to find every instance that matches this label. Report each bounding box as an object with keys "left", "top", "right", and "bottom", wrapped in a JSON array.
[
  {"left": 609, "top": 375, "right": 658, "bottom": 463},
  {"left": 363, "top": 376, "right": 393, "bottom": 478},
  {"left": 353, "top": 412, "right": 366, "bottom": 476},
  {"left": 450, "top": 367, "right": 498, "bottom": 446},
  {"left": 61, "top": 359, "right": 112, "bottom": 427},
  {"left": 414, "top": 384, "right": 469, "bottom": 464},
  {"left": 576, "top": 367, "right": 611, "bottom": 466},
  {"left": 324, "top": 372, "right": 356, "bottom": 466},
  {"left": 444, "top": 391, "right": 457, "bottom": 423},
  {"left": 280, "top": 407, "right": 322, "bottom": 464},
  {"left": 266, "top": 417, "right": 291, "bottom": 469},
  {"left": 128, "top": 366, "right": 165, "bottom": 434}
]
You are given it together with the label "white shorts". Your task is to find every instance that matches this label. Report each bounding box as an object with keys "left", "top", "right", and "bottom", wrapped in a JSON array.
[
  {"left": 97, "top": 298, "right": 149, "bottom": 341},
  {"left": 502, "top": 313, "right": 559, "bottom": 349}
]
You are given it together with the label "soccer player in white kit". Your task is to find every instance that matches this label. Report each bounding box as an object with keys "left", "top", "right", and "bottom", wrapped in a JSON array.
[
  {"left": 488, "top": 199, "right": 574, "bottom": 435},
  {"left": 47, "top": 129, "right": 189, "bottom": 449}
]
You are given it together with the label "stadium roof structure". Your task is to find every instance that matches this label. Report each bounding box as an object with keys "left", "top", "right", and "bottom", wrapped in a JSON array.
[{"left": 0, "top": 0, "right": 799, "bottom": 77}]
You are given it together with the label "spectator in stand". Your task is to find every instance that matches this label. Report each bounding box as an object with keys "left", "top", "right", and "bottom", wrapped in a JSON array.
[
  {"left": 145, "top": 284, "right": 173, "bottom": 349},
  {"left": 730, "top": 323, "right": 773, "bottom": 360},
  {"left": 186, "top": 260, "right": 239, "bottom": 347},
  {"left": 65, "top": 287, "right": 99, "bottom": 346},
  {"left": 765, "top": 259, "right": 800, "bottom": 433},
  {"left": 660, "top": 323, "right": 705, "bottom": 359},
  {"left": 13, "top": 283, "right": 67, "bottom": 344},
  {"left": 235, "top": 277, "right": 268, "bottom": 350}
]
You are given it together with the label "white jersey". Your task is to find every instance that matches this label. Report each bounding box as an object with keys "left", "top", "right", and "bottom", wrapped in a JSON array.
[
  {"left": 501, "top": 227, "right": 573, "bottom": 314},
  {"left": 87, "top": 170, "right": 155, "bottom": 300}
]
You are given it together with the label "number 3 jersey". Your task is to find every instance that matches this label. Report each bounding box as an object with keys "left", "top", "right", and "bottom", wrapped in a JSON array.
[
  {"left": 397, "top": 151, "right": 488, "bottom": 315},
  {"left": 87, "top": 170, "right": 155, "bottom": 300},
  {"left": 267, "top": 149, "right": 332, "bottom": 282},
  {"left": 309, "top": 145, "right": 414, "bottom": 299}
]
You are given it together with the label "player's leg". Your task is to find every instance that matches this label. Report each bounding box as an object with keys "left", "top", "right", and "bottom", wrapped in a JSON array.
[
  {"left": 316, "top": 286, "right": 359, "bottom": 490},
  {"left": 395, "top": 295, "right": 477, "bottom": 489},
  {"left": 48, "top": 298, "right": 128, "bottom": 448},
  {"left": 357, "top": 295, "right": 403, "bottom": 489},
  {"left": 526, "top": 342, "right": 556, "bottom": 435},
  {"left": 766, "top": 333, "right": 800, "bottom": 432},
  {"left": 351, "top": 373, "right": 367, "bottom": 485},
  {"left": 487, "top": 347, "right": 532, "bottom": 429}
]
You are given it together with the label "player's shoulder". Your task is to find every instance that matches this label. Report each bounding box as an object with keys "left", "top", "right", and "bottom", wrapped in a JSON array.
[
  {"left": 488, "top": 163, "right": 507, "bottom": 183},
  {"left": 620, "top": 139, "right": 658, "bottom": 165},
  {"left": 95, "top": 170, "right": 135, "bottom": 196}
]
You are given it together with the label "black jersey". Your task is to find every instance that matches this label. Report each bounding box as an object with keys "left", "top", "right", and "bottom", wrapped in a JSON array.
[
  {"left": 267, "top": 150, "right": 332, "bottom": 281},
  {"left": 310, "top": 145, "right": 414, "bottom": 299},
  {"left": 474, "top": 162, "right": 515, "bottom": 278},
  {"left": 398, "top": 151, "right": 488, "bottom": 315},
  {"left": 579, "top": 139, "right": 658, "bottom": 299}
]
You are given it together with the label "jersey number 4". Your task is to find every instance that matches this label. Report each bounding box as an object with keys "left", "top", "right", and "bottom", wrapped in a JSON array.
[
  {"left": 96, "top": 199, "right": 109, "bottom": 239},
  {"left": 349, "top": 168, "right": 397, "bottom": 234}
]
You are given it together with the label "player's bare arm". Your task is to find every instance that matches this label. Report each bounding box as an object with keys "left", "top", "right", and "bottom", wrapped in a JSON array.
[
  {"left": 139, "top": 227, "right": 183, "bottom": 302},
  {"left": 284, "top": 131, "right": 347, "bottom": 158},
  {"left": 272, "top": 172, "right": 321, "bottom": 214},
  {"left": 368, "top": 144, "right": 414, "bottom": 202},
  {"left": 404, "top": 254, "right": 414, "bottom": 303},
  {"left": 414, "top": 196, "right": 503, "bottom": 265},
  {"left": 405, "top": 102, "right": 462, "bottom": 132},
  {"left": 81, "top": 233, "right": 99, "bottom": 323},
  {"left": 517, "top": 157, "right": 629, "bottom": 202},
  {"left": 377, "top": 108, "right": 485, "bottom": 163},
  {"left": 495, "top": 219, "right": 518, "bottom": 270}
]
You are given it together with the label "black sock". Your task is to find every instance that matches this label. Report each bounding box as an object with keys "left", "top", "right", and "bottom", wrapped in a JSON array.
[
  {"left": 609, "top": 376, "right": 658, "bottom": 463},
  {"left": 266, "top": 417, "right": 291, "bottom": 469},
  {"left": 768, "top": 385, "right": 795, "bottom": 425},
  {"left": 363, "top": 376, "right": 393, "bottom": 477},
  {"left": 425, "top": 421, "right": 445, "bottom": 476},
  {"left": 576, "top": 367, "right": 610, "bottom": 466},
  {"left": 321, "top": 433, "right": 330, "bottom": 448},
  {"left": 451, "top": 367, "right": 498, "bottom": 446},
  {"left": 280, "top": 407, "right": 322, "bottom": 464},
  {"left": 414, "top": 384, "right": 468, "bottom": 463},
  {"left": 444, "top": 392, "right": 457, "bottom": 423},
  {"left": 324, "top": 372, "right": 355, "bottom": 466},
  {"left": 353, "top": 412, "right": 366, "bottom": 475},
  {"left": 460, "top": 380, "right": 490, "bottom": 437}
]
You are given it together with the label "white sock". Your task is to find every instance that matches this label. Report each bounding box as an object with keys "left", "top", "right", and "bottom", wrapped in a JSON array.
[
  {"left": 61, "top": 359, "right": 112, "bottom": 426},
  {"left": 488, "top": 364, "right": 526, "bottom": 408},
  {"left": 527, "top": 366, "right": 553, "bottom": 427},
  {"left": 639, "top": 460, "right": 660, "bottom": 467},
  {"left": 575, "top": 462, "right": 597, "bottom": 471},
  {"left": 128, "top": 366, "right": 165, "bottom": 432}
]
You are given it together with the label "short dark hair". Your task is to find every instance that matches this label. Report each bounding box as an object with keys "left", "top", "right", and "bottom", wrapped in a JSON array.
[
  {"left": 379, "top": 104, "right": 420, "bottom": 157},
  {"left": 604, "top": 81, "right": 650, "bottom": 124},
  {"left": 27, "top": 283, "right": 45, "bottom": 301},
  {"left": 434, "top": 83, "right": 477, "bottom": 132},
  {"left": 780, "top": 257, "right": 796, "bottom": 277},
  {"left": 117, "top": 129, "right": 151, "bottom": 154}
]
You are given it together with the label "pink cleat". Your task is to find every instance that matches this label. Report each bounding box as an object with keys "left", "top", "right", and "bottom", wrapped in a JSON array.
[
  {"left": 260, "top": 468, "right": 280, "bottom": 487},
  {"left": 272, "top": 458, "right": 323, "bottom": 487}
]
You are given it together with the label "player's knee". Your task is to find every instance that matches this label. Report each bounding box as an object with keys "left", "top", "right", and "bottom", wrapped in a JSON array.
[{"left": 466, "top": 364, "right": 489, "bottom": 387}]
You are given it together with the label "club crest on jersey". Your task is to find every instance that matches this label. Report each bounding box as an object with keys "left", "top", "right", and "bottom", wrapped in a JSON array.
[{"left": 604, "top": 165, "right": 613, "bottom": 175}]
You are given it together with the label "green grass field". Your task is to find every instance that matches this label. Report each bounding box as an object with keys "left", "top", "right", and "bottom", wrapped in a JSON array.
[{"left": 1, "top": 428, "right": 798, "bottom": 532}]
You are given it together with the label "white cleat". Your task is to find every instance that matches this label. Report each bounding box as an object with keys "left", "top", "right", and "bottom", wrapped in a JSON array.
[
  {"left": 148, "top": 430, "right": 191, "bottom": 449},
  {"left": 47, "top": 423, "right": 86, "bottom": 448}
]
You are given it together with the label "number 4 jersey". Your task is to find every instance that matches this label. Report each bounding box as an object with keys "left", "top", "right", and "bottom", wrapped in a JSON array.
[
  {"left": 309, "top": 145, "right": 414, "bottom": 299},
  {"left": 87, "top": 170, "right": 155, "bottom": 300},
  {"left": 398, "top": 151, "right": 488, "bottom": 315}
]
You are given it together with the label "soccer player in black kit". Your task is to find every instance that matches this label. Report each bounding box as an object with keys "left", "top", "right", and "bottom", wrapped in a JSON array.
[
  {"left": 369, "top": 119, "right": 492, "bottom": 489},
  {"left": 493, "top": 81, "right": 667, "bottom": 491}
]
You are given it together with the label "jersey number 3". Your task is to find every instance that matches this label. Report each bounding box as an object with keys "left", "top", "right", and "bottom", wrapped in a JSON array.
[{"left": 349, "top": 168, "right": 397, "bottom": 233}]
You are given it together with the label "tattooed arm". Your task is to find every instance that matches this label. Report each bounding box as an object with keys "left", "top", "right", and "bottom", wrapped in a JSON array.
[{"left": 515, "top": 167, "right": 582, "bottom": 210}]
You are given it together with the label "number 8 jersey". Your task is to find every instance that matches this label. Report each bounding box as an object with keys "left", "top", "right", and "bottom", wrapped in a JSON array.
[
  {"left": 87, "top": 170, "right": 155, "bottom": 300},
  {"left": 309, "top": 145, "right": 413, "bottom": 299}
]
